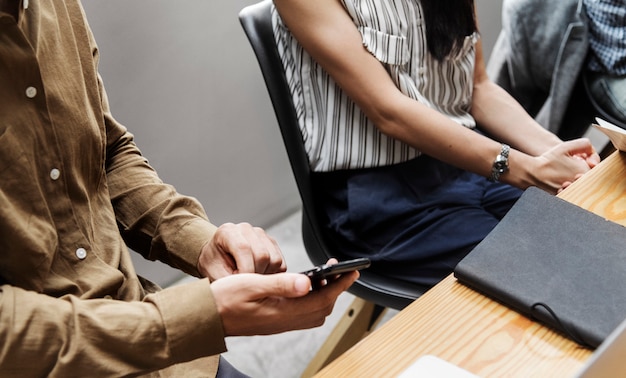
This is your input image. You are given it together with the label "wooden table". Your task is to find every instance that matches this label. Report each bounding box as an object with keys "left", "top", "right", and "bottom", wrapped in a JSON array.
[{"left": 315, "top": 151, "right": 626, "bottom": 377}]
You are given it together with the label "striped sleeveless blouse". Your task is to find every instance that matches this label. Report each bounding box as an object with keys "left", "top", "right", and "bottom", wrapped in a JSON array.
[{"left": 272, "top": 0, "right": 479, "bottom": 172}]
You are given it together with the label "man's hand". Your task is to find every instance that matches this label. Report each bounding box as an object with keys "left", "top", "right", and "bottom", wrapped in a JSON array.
[
  {"left": 210, "top": 260, "right": 359, "bottom": 336},
  {"left": 198, "top": 222, "right": 286, "bottom": 281}
]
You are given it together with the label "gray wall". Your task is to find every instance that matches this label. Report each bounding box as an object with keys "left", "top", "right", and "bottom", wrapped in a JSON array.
[
  {"left": 82, "top": 0, "right": 503, "bottom": 286},
  {"left": 477, "top": 0, "right": 504, "bottom": 59}
]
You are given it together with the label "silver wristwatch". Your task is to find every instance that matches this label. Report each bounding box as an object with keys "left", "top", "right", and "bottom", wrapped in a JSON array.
[{"left": 489, "top": 144, "right": 510, "bottom": 182}]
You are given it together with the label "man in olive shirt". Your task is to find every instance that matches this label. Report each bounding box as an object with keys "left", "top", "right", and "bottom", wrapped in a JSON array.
[{"left": 0, "top": 1, "right": 358, "bottom": 376}]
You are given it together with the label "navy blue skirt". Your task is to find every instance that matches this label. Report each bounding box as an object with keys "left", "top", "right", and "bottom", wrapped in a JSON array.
[{"left": 313, "top": 155, "right": 522, "bottom": 287}]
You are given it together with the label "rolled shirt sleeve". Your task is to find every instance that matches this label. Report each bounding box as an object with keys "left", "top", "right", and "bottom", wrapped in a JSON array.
[{"left": 0, "top": 279, "right": 226, "bottom": 377}]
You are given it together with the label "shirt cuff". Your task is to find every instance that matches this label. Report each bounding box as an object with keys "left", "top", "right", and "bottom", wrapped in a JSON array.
[
  {"left": 169, "top": 219, "right": 218, "bottom": 277},
  {"left": 152, "top": 278, "right": 227, "bottom": 363}
]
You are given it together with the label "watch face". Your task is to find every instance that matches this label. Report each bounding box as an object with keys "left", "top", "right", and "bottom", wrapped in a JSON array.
[
  {"left": 495, "top": 160, "right": 507, "bottom": 171},
  {"left": 495, "top": 155, "right": 508, "bottom": 170},
  {"left": 490, "top": 144, "right": 510, "bottom": 182}
]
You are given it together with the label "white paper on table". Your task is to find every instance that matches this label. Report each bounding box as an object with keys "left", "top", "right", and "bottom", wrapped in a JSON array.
[
  {"left": 593, "top": 118, "right": 626, "bottom": 152},
  {"left": 396, "top": 355, "right": 480, "bottom": 378}
]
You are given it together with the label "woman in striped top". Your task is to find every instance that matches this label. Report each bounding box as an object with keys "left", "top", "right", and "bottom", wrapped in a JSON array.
[{"left": 272, "top": 0, "right": 600, "bottom": 287}]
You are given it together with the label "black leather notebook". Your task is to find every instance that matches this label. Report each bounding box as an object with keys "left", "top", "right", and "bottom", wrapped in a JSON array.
[{"left": 454, "top": 187, "right": 626, "bottom": 348}]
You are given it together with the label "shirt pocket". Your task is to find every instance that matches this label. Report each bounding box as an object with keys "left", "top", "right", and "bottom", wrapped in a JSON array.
[
  {"left": 446, "top": 32, "right": 478, "bottom": 62},
  {"left": 359, "top": 26, "right": 410, "bottom": 66}
]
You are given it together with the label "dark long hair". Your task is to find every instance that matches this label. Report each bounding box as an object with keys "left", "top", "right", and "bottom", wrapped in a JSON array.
[{"left": 420, "top": 0, "right": 477, "bottom": 61}]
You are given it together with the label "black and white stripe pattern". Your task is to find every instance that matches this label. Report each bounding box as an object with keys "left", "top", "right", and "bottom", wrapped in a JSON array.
[{"left": 272, "top": 0, "right": 478, "bottom": 172}]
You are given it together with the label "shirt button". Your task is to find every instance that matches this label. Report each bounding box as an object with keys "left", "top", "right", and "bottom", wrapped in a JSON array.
[
  {"left": 25, "top": 86, "right": 37, "bottom": 98},
  {"left": 75, "top": 248, "right": 87, "bottom": 260},
  {"left": 104, "top": 295, "right": 113, "bottom": 300},
  {"left": 23, "top": 0, "right": 29, "bottom": 9},
  {"left": 50, "top": 168, "right": 60, "bottom": 180}
]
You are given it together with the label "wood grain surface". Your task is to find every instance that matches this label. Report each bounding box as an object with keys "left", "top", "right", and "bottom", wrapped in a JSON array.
[{"left": 316, "top": 152, "right": 626, "bottom": 377}]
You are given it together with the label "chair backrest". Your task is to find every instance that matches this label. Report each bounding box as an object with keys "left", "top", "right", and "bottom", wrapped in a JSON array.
[
  {"left": 582, "top": 74, "right": 626, "bottom": 130},
  {"left": 238, "top": 0, "right": 429, "bottom": 309}
]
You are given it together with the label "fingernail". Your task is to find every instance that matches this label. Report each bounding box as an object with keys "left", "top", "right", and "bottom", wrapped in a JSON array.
[{"left": 294, "top": 275, "right": 311, "bottom": 293}]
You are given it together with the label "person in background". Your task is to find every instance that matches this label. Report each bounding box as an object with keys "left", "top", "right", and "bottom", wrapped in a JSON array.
[
  {"left": 0, "top": 1, "right": 358, "bottom": 377},
  {"left": 584, "top": 0, "right": 626, "bottom": 125},
  {"left": 271, "top": 0, "right": 599, "bottom": 288},
  {"left": 488, "top": 0, "right": 626, "bottom": 140}
]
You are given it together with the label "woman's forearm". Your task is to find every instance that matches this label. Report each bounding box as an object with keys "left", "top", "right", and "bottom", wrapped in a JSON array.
[{"left": 470, "top": 79, "right": 562, "bottom": 156}]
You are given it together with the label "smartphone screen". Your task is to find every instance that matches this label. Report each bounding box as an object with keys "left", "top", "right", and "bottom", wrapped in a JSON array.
[{"left": 300, "top": 258, "right": 371, "bottom": 289}]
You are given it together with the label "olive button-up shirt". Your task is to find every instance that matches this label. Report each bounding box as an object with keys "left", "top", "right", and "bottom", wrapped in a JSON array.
[{"left": 0, "top": 1, "right": 226, "bottom": 376}]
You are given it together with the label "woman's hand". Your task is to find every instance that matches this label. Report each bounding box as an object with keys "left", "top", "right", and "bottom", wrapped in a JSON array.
[{"left": 531, "top": 138, "right": 599, "bottom": 194}]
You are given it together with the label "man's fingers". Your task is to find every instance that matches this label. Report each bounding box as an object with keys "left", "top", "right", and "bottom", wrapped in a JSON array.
[
  {"left": 252, "top": 226, "right": 285, "bottom": 273},
  {"left": 215, "top": 223, "right": 286, "bottom": 274}
]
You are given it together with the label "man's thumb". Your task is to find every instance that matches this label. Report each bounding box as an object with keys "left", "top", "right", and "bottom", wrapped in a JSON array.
[{"left": 256, "top": 273, "right": 311, "bottom": 298}]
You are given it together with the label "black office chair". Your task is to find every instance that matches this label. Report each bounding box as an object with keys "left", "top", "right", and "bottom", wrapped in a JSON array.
[
  {"left": 238, "top": 1, "right": 430, "bottom": 373},
  {"left": 557, "top": 71, "right": 625, "bottom": 159},
  {"left": 238, "top": 0, "right": 429, "bottom": 311},
  {"left": 582, "top": 73, "right": 626, "bottom": 159}
]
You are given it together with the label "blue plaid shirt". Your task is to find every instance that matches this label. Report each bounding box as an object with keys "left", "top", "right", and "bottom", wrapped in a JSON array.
[{"left": 583, "top": 0, "right": 626, "bottom": 75}]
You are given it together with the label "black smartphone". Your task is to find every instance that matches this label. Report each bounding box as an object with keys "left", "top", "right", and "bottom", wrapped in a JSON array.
[{"left": 300, "top": 258, "right": 371, "bottom": 289}]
